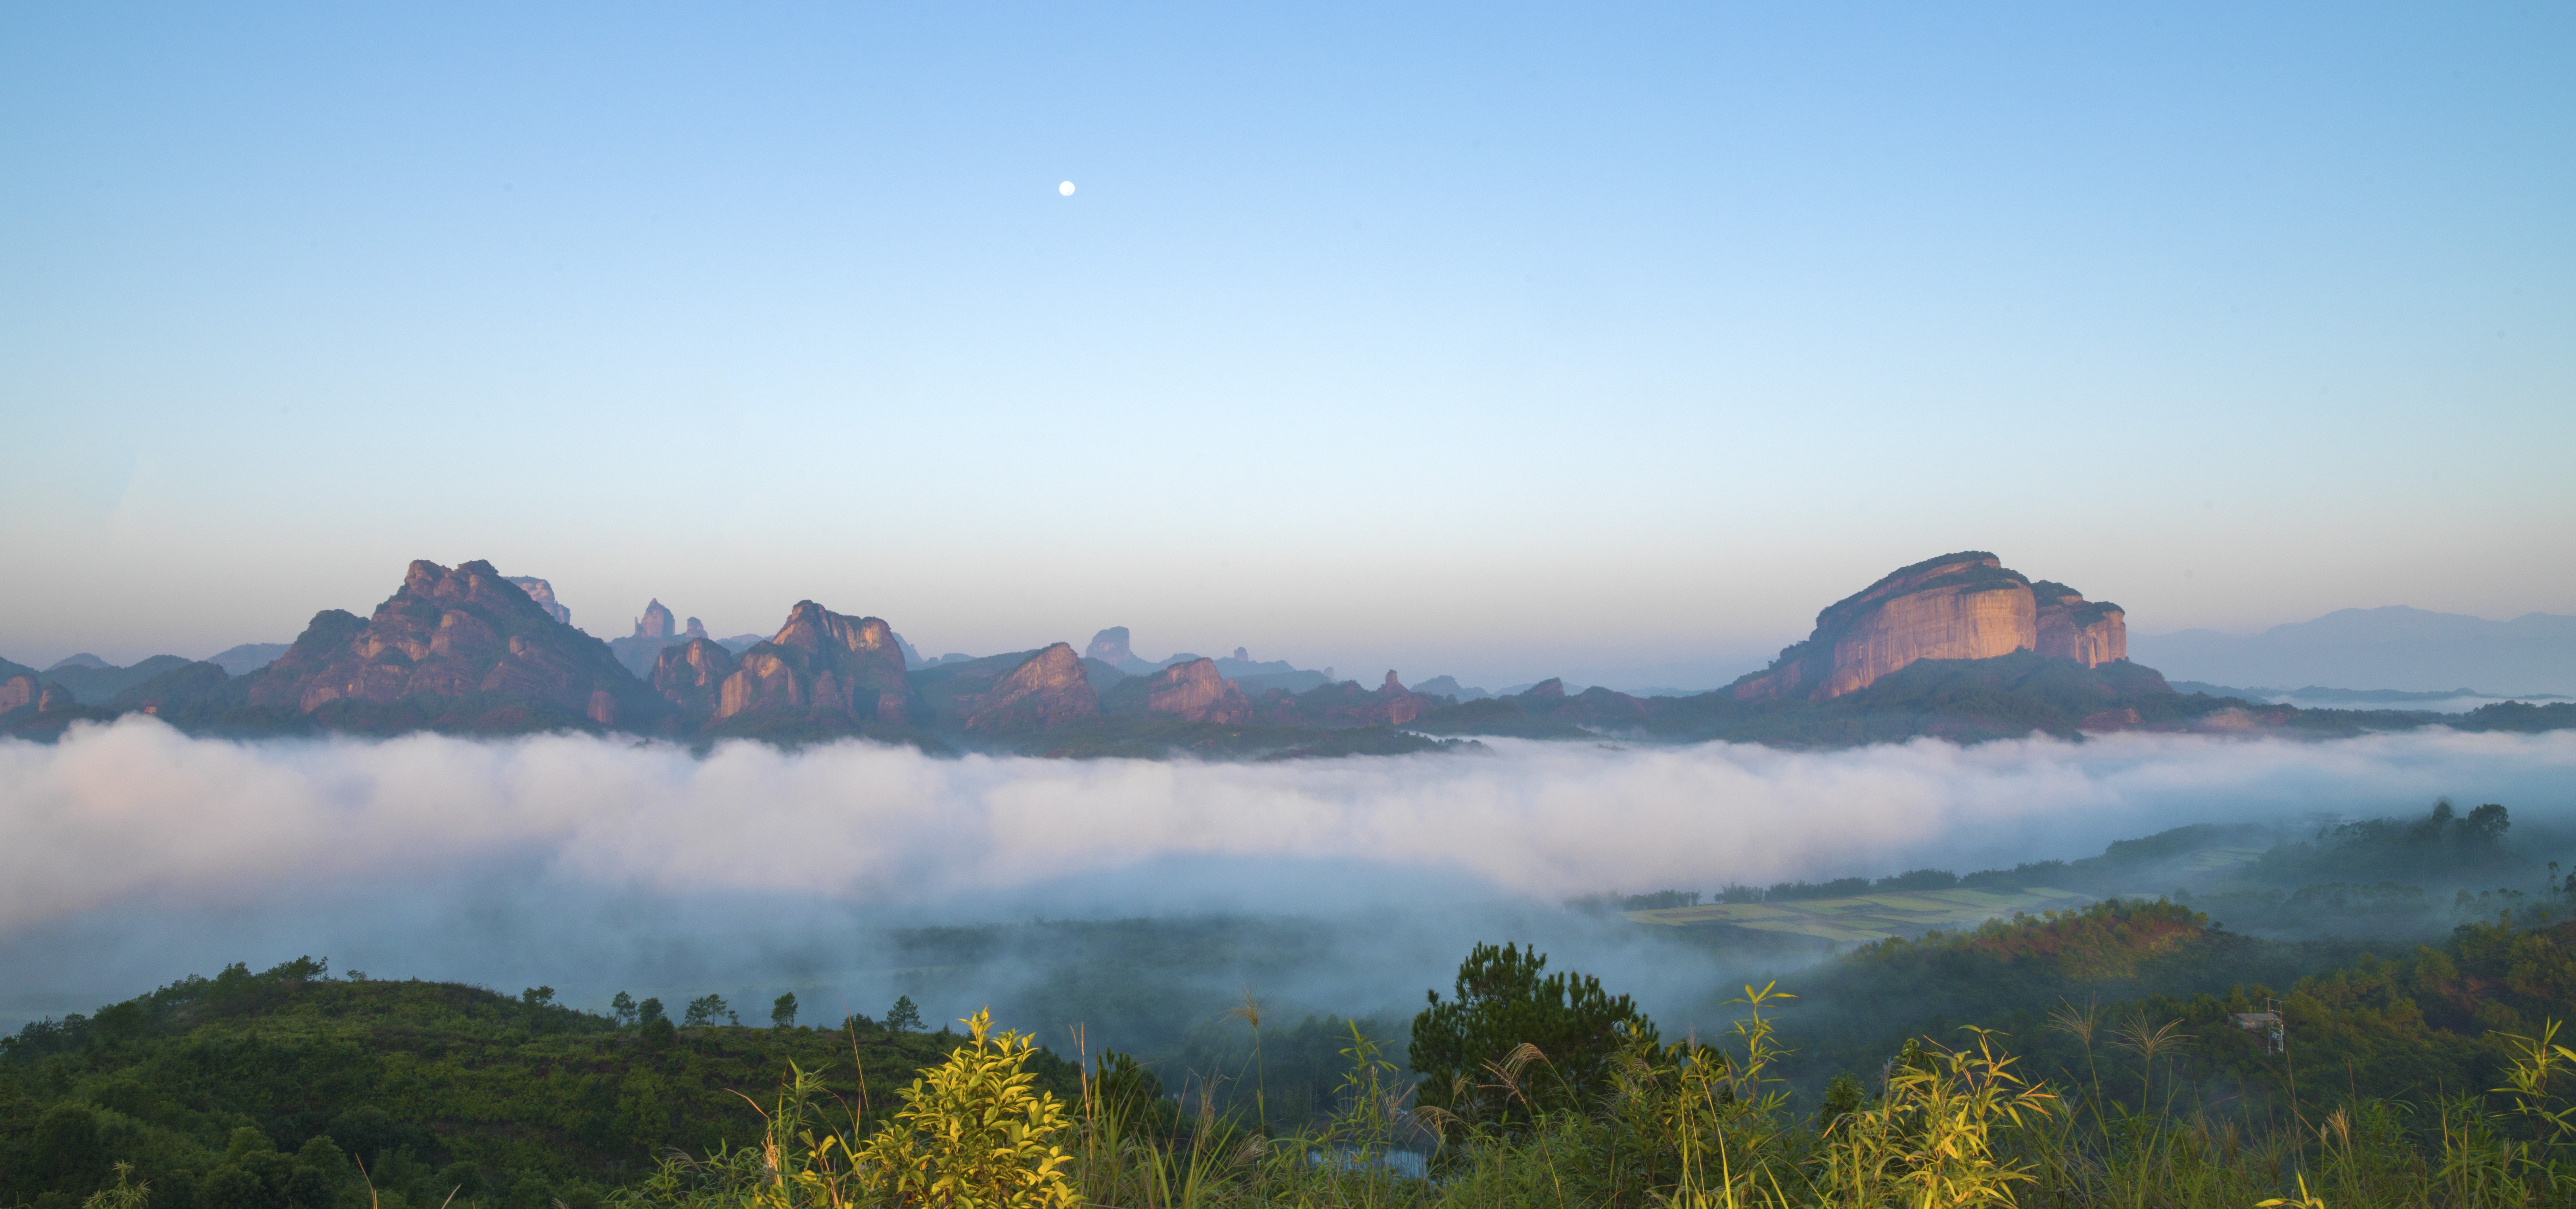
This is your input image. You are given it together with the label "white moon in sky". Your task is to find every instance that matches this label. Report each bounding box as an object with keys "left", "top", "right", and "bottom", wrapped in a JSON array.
[{"left": 1058, "top": 181, "right": 1076, "bottom": 196}]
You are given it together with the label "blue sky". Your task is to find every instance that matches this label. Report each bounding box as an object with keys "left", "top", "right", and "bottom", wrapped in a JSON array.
[{"left": 3, "top": 2, "right": 2570, "bottom": 688}]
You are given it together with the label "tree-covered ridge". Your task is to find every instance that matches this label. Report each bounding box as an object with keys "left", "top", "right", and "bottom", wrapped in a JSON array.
[
  {"left": 0, "top": 958, "right": 1075, "bottom": 1209},
  {"left": 2016, "top": 910, "right": 2576, "bottom": 1105},
  {"left": 17, "top": 904, "right": 2576, "bottom": 1207},
  {"left": 1885, "top": 898, "right": 2212, "bottom": 978}
]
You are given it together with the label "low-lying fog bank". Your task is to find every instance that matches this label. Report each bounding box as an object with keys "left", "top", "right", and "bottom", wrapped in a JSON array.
[{"left": 3, "top": 716, "right": 2572, "bottom": 1038}]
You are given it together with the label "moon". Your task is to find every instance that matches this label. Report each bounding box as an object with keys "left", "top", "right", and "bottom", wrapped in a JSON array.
[{"left": 1058, "top": 181, "right": 1076, "bottom": 196}]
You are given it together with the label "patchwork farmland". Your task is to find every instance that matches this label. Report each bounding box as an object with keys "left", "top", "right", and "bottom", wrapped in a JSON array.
[{"left": 1625, "top": 886, "right": 2096, "bottom": 944}]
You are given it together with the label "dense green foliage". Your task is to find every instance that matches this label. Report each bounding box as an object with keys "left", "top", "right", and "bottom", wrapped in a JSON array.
[
  {"left": 1408, "top": 943, "right": 1657, "bottom": 1123},
  {"left": 2455, "top": 700, "right": 2576, "bottom": 733},
  {"left": 18, "top": 885, "right": 2576, "bottom": 1206},
  {"left": 0, "top": 960, "right": 1074, "bottom": 1209},
  {"left": 598, "top": 909, "right": 2576, "bottom": 1209}
]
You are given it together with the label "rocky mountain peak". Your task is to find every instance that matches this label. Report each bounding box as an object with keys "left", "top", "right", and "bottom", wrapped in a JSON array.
[
  {"left": 1086, "top": 628, "right": 1134, "bottom": 664},
  {"left": 247, "top": 558, "right": 650, "bottom": 727},
  {"left": 1731, "top": 552, "right": 2129, "bottom": 702},
  {"left": 709, "top": 601, "right": 914, "bottom": 727},
  {"left": 966, "top": 643, "right": 1101, "bottom": 731},
  {"left": 634, "top": 599, "right": 676, "bottom": 639},
  {"left": 1142, "top": 657, "right": 1252, "bottom": 724},
  {"left": 685, "top": 617, "right": 708, "bottom": 640},
  {"left": 772, "top": 601, "right": 899, "bottom": 660},
  {"left": 504, "top": 576, "right": 571, "bottom": 625}
]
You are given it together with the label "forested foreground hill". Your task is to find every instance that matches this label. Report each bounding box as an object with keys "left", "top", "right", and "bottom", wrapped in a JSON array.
[
  {"left": 0, "top": 962, "right": 1074, "bottom": 1209},
  {"left": 1766, "top": 898, "right": 2576, "bottom": 1102},
  {"left": 19, "top": 908, "right": 2576, "bottom": 1209}
]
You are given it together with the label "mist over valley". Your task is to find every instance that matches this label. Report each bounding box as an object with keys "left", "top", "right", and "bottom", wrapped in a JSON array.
[{"left": 5, "top": 5, "right": 2572, "bottom": 1203}]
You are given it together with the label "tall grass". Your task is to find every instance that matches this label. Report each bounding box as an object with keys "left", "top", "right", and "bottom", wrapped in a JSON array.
[{"left": 612, "top": 1000, "right": 2576, "bottom": 1209}]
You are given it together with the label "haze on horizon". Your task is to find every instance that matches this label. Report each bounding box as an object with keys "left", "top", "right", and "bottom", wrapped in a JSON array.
[{"left": 4, "top": 3, "right": 2570, "bottom": 690}]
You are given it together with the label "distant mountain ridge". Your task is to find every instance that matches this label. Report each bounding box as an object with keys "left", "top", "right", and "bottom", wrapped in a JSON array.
[
  {"left": 2131, "top": 606, "right": 2576, "bottom": 695},
  {"left": 205, "top": 643, "right": 288, "bottom": 675},
  {"left": 10, "top": 553, "right": 2574, "bottom": 754},
  {"left": 17, "top": 656, "right": 200, "bottom": 704}
]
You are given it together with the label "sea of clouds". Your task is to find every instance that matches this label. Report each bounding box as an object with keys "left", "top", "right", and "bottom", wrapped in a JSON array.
[{"left": 3, "top": 717, "right": 2572, "bottom": 1030}]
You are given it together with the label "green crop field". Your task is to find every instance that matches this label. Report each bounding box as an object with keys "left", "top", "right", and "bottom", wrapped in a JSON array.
[
  {"left": 2177, "top": 844, "right": 2268, "bottom": 872},
  {"left": 1625, "top": 886, "right": 2095, "bottom": 943}
]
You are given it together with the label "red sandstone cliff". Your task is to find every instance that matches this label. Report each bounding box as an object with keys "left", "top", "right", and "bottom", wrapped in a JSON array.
[
  {"left": 964, "top": 643, "right": 1100, "bottom": 731},
  {"left": 1731, "top": 553, "right": 2129, "bottom": 702},
  {"left": 2034, "top": 584, "right": 2127, "bottom": 667},
  {"left": 711, "top": 601, "right": 915, "bottom": 726},
  {"left": 652, "top": 638, "right": 739, "bottom": 721},
  {"left": 248, "top": 560, "right": 650, "bottom": 725},
  {"left": 1142, "top": 658, "right": 1253, "bottom": 723},
  {"left": 1374, "top": 670, "right": 1428, "bottom": 727}
]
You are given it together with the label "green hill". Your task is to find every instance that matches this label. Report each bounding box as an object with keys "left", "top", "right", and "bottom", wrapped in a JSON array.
[{"left": 0, "top": 960, "right": 1075, "bottom": 1209}]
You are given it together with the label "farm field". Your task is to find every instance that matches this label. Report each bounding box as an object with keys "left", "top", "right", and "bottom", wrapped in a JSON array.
[
  {"left": 2177, "top": 845, "right": 2269, "bottom": 873},
  {"left": 1625, "top": 885, "right": 2096, "bottom": 943}
]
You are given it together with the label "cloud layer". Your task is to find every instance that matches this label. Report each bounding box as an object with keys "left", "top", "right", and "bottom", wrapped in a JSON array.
[{"left": 8, "top": 718, "right": 2576, "bottom": 936}]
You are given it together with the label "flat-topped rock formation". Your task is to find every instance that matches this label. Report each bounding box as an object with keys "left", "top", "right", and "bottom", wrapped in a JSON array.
[
  {"left": 1084, "top": 626, "right": 1160, "bottom": 674},
  {"left": 1086, "top": 627, "right": 1133, "bottom": 665},
  {"left": 1731, "top": 552, "right": 2128, "bottom": 702}
]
